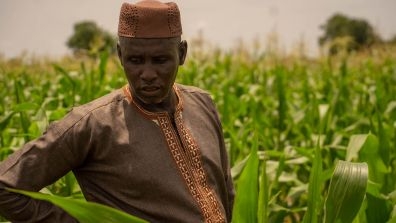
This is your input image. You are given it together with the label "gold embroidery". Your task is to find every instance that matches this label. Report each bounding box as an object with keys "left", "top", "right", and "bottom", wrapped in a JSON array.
[
  {"left": 158, "top": 114, "right": 225, "bottom": 222},
  {"left": 123, "top": 84, "right": 225, "bottom": 222},
  {"left": 174, "top": 111, "right": 225, "bottom": 223},
  {"left": 122, "top": 85, "right": 132, "bottom": 103}
]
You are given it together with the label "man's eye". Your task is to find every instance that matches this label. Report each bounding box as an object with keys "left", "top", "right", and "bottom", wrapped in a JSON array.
[
  {"left": 128, "top": 57, "right": 143, "bottom": 64},
  {"left": 153, "top": 57, "right": 168, "bottom": 64}
]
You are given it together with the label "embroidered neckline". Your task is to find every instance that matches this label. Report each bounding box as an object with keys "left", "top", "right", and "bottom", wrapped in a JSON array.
[{"left": 122, "top": 84, "right": 183, "bottom": 119}]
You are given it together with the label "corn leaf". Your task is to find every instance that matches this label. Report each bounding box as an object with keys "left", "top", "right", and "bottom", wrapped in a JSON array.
[
  {"left": 302, "top": 144, "right": 323, "bottom": 223},
  {"left": 258, "top": 159, "right": 269, "bottom": 223},
  {"left": 324, "top": 160, "right": 368, "bottom": 223},
  {"left": 345, "top": 134, "right": 368, "bottom": 162},
  {"left": 7, "top": 188, "right": 148, "bottom": 223},
  {"left": 358, "top": 134, "right": 387, "bottom": 185},
  {"left": 0, "top": 112, "right": 16, "bottom": 132},
  {"left": 232, "top": 145, "right": 259, "bottom": 223}
]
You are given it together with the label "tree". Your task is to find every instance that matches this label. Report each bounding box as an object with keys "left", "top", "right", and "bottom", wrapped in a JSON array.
[
  {"left": 319, "top": 13, "right": 381, "bottom": 54},
  {"left": 67, "top": 21, "right": 116, "bottom": 57}
]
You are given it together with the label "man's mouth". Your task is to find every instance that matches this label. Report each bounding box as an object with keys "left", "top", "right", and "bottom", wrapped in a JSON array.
[{"left": 141, "top": 86, "right": 160, "bottom": 95}]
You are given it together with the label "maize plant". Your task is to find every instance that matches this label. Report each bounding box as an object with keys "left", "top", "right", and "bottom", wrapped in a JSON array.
[{"left": 0, "top": 44, "right": 395, "bottom": 222}]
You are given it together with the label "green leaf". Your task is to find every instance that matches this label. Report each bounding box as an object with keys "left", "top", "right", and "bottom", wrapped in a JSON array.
[
  {"left": 345, "top": 134, "right": 368, "bottom": 162},
  {"left": 366, "top": 194, "right": 391, "bottom": 223},
  {"left": 324, "top": 160, "right": 368, "bottom": 223},
  {"left": 0, "top": 112, "right": 16, "bottom": 132},
  {"left": 7, "top": 188, "right": 148, "bottom": 223},
  {"left": 12, "top": 102, "right": 39, "bottom": 112},
  {"left": 358, "top": 134, "right": 387, "bottom": 184},
  {"left": 346, "top": 133, "right": 387, "bottom": 185},
  {"left": 232, "top": 145, "right": 259, "bottom": 223},
  {"left": 258, "top": 159, "right": 269, "bottom": 223},
  {"left": 302, "top": 144, "right": 323, "bottom": 223}
]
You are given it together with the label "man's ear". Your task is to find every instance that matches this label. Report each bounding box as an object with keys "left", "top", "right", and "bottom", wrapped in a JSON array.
[
  {"left": 178, "top": 40, "right": 188, "bottom": 65},
  {"left": 117, "top": 42, "right": 123, "bottom": 66}
]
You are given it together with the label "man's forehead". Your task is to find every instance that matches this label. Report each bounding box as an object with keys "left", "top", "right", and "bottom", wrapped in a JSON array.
[
  {"left": 119, "top": 37, "right": 180, "bottom": 45},
  {"left": 119, "top": 37, "right": 180, "bottom": 54}
]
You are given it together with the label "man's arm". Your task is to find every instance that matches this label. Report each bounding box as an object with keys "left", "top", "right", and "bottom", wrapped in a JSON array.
[
  {"left": 0, "top": 182, "right": 77, "bottom": 222},
  {"left": 0, "top": 109, "right": 91, "bottom": 222}
]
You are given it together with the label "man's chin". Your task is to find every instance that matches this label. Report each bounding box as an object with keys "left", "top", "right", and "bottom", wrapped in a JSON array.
[{"left": 136, "top": 95, "right": 166, "bottom": 106}]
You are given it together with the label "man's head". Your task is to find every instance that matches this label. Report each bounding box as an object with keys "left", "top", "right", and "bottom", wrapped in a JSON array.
[{"left": 117, "top": 0, "right": 187, "bottom": 107}]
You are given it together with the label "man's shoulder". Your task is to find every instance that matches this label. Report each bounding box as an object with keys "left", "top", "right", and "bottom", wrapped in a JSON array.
[
  {"left": 176, "top": 84, "right": 217, "bottom": 110},
  {"left": 176, "top": 84, "right": 210, "bottom": 97},
  {"left": 49, "top": 88, "right": 126, "bottom": 135},
  {"left": 76, "top": 88, "right": 126, "bottom": 113}
]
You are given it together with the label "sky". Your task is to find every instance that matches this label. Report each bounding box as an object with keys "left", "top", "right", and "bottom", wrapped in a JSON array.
[{"left": 1, "top": 0, "right": 396, "bottom": 58}]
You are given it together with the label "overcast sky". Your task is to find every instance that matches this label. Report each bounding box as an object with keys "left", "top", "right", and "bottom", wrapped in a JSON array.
[{"left": 1, "top": 0, "right": 396, "bottom": 58}]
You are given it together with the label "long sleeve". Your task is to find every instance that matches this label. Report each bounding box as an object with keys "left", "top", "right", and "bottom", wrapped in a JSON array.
[
  {"left": 0, "top": 106, "right": 92, "bottom": 222},
  {"left": 0, "top": 182, "right": 77, "bottom": 222}
]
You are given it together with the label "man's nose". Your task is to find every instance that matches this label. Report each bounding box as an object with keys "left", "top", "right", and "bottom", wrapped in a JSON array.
[{"left": 140, "top": 66, "right": 157, "bottom": 82}]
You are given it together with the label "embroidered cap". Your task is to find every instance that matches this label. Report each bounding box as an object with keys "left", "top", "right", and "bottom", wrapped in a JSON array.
[{"left": 118, "top": 0, "right": 182, "bottom": 38}]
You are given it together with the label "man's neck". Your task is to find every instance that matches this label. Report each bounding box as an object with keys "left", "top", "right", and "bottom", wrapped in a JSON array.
[{"left": 133, "top": 90, "right": 178, "bottom": 115}]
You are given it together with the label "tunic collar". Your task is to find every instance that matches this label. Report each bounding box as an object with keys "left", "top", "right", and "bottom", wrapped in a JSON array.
[{"left": 122, "top": 84, "right": 183, "bottom": 119}]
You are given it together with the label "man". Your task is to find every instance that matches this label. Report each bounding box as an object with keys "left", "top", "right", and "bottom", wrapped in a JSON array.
[{"left": 0, "top": 0, "right": 234, "bottom": 222}]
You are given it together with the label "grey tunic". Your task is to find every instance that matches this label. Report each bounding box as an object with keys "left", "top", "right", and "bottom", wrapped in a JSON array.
[{"left": 0, "top": 84, "right": 234, "bottom": 223}]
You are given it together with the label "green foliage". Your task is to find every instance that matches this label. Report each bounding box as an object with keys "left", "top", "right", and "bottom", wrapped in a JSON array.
[
  {"left": 302, "top": 142, "right": 323, "bottom": 223},
  {"left": 258, "top": 158, "right": 269, "bottom": 223},
  {"left": 0, "top": 44, "right": 395, "bottom": 222},
  {"left": 324, "top": 161, "right": 368, "bottom": 223},
  {"left": 67, "top": 21, "right": 116, "bottom": 57},
  {"left": 7, "top": 188, "right": 147, "bottom": 223},
  {"left": 232, "top": 140, "right": 259, "bottom": 222},
  {"left": 319, "top": 13, "right": 381, "bottom": 54}
]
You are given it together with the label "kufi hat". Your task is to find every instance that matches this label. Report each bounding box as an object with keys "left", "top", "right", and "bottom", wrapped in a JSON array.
[{"left": 118, "top": 0, "right": 182, "bottom": 38}]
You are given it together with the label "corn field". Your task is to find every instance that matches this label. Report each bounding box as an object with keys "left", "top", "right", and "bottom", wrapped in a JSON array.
[{"left": 0, "top": 44, "right": 395, "bottom": 222}]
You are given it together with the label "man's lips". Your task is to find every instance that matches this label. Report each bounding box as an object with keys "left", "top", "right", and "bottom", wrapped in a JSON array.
[
  {"left": 140, "top": 86, "right": 161, "bottom": 95},
  {"left": 142, "top": 86, "right": 160, "bottom": 91}
]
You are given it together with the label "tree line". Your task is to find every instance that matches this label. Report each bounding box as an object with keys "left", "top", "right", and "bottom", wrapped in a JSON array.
[{"left": 66, "top": 13, "right": 396, "bottom": 57}]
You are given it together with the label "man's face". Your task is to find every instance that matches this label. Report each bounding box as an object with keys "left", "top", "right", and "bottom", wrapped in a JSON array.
[{"left": 117, "top": 37, "right": 187, "bottom": 106}]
